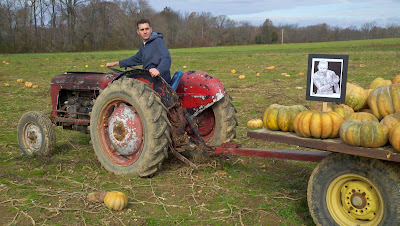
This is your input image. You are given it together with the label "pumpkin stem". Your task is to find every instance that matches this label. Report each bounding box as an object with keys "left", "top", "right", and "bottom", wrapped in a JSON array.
[{"left": 322, "top": 102, "right": 328, "bottom": 112}]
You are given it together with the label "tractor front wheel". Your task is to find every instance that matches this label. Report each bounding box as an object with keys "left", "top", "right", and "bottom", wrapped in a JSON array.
[
  {"left": 190, "top": 93, "right": 237, "bottom": 146},
  {"left": 307, "top": 153, "right": 400, "bottom": 225},
  {"left": 17, "top": 111, "right": 56, "bottom": 156},
  {"left": 90, "top": 78, "right": 170, "bottom": 177}
]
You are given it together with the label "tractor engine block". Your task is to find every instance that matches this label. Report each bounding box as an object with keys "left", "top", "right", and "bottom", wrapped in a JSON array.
[{"left": 56, "top": 90, "right": 97, "bottom": 132}]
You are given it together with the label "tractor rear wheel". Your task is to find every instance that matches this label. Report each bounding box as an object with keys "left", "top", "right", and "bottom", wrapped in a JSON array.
[
  {"left": 17, "top": 111, "right": 56, "bottom": 156},
  {"left": 307, "top": 153, "right": 400, "bottom": 225},
  {"left": 90, "top": 78, "right": 170, "bottom": 177},
  {"left": 190, "top": 93, "right": 237, "bottom": 146}
]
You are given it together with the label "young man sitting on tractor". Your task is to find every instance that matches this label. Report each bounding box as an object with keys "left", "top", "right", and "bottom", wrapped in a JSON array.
[{"left": 106, "top": 19, "right": 172, "bottom": 84}]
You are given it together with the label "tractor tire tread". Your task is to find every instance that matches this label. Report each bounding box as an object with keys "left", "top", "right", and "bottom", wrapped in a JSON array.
[
  {"left": 90, "top": 78, "right": 170, "bottom": 177},
  {"left": 17, "top": 111, "right": 56, "bottom": 156}
]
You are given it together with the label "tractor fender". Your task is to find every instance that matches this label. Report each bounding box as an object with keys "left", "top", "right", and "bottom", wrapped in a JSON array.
[{"left": 175, "top": 70, "right": 226, "bottom": 116}]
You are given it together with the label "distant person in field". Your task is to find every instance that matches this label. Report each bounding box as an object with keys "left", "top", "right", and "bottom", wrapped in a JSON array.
[
  {"left": 106, "top": 19, "right": 172, "bottom": 84},
  {"left": 312, "top": 60, "right": 340, "bottom": 95}
]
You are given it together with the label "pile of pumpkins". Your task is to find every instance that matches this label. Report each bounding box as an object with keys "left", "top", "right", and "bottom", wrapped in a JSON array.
[{"left": 247, "top": 75, "right": 400, "bottom": 152}]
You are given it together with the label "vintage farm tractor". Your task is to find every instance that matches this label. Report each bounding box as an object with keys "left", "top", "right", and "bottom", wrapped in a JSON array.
[
  {"left": 17, "top": 68, "right": 237, "bottom": 177},
  {"left": 17, "top": 67, "right": 400, "bottom": 224}
]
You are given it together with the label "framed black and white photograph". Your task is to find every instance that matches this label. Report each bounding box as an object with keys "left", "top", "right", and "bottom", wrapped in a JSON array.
[{"left": 306, "top": 54, "right": 348, "bottom": 103}]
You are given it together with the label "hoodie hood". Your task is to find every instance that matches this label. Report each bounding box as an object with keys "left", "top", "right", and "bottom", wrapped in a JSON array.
[{"left": 146, "top": 32, "right": 164, "bottom": 43}]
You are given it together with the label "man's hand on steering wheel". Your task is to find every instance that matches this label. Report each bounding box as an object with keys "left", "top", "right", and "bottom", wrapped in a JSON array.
[{"left": 149, "top": 68, "right": 160, "bottom": 77}]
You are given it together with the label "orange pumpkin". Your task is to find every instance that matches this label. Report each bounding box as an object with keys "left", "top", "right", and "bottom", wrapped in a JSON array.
[
  {"left": 247, "top": 119, "right": 264, "bottom": 129},
  {"left": 293, "top": 110, "right": 343, "bottom": 139},
  {"left": 347, "top": 112, "right": 379, "bottom": 122},
  {"left": 24, "top": 82, "right": 33, "bottom": 88},
  {"left": 389, "top": 123, "right": 400, "bottom": 152},
  {"left": 368, "top": 83, "right": 400, "bottom": 120},
  {"left": 312, "top": 102, "right": 354, "bottom": 119},
  {"left": 380, "top": 111, "right": 400, "bottom": 130},
  {"left": 392, "top": 75, "right": 400, "bottom": 84},
  {"left": 104, "top": 191, "right": 128, "bottom": 211},
  {"left": 263, "top": 104, "right": 307, "bottom": 132},
  {"left": 369, "top": 77, "right": 392, "bottom": 89},
  {"left": 340, "top": 118, "right": 389, "bottom": 148}
]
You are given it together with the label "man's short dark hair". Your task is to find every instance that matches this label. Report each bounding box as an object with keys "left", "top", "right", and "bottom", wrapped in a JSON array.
[{"left": 137, "top": 19, "right": 151, "bottom": 28}]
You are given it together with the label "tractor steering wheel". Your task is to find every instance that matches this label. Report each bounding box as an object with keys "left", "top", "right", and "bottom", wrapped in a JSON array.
[{"left": 108, "top": 67, "right": 124, "bottom": 75}]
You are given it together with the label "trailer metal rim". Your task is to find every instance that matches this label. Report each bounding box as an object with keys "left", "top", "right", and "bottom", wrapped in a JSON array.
[
  {"left": 98, "top": 98, "right": 144, "bottom": 166},
  {"left": 22, "top": 122, "right": 42, "bottom": 153},
  {"left": 327, "top": 174, "right": 384, "bottom": 225}
]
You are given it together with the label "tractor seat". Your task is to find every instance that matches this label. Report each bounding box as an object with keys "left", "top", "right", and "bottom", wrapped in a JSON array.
[{"left": 170, "top": 70, "right": 183, "bottom": 90}]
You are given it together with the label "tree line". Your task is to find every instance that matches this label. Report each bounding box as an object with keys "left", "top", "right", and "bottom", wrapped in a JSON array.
[{"left": 1, "top": 0, "right": 399, "bottom": 53}]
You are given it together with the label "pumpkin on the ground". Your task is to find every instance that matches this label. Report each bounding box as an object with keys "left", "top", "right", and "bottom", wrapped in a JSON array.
[
  {"left": 380, "top": 110, "right": 400, "bottom": 130},
  {"left": 345, "top": 82, "right": 368, "bottom": 111},
  {"left": 24, "top": 82, "right": 33, "bottom": 88},
  {"left": 347, "top": 112, "right": 379, "bottom": 122},
  {"left": 247, "top": 119, "right": 264, "bottom": 129},
  {"left": 263, "top": 104, "right": 307, "bottom": 132},
  {"left": 369, "top": 77, "right": 392, "bottom": 89},
  {"left": 339, "top": 118, "right": 389, "bottom": 148},
  {"left": 312, "top": 102, "right": 354, "bottom": 119},
  {"left": 293, "top": 110, "right": 343, "bottom": 139},
  {"left": 368, "top": 83, "right": 400, "bottom": 119},
  {"left": 389, "top": 123, "right": 400, "bottom": 152},
  {"left": 104, "top": 191, "right": 128, "bottom": 211}
]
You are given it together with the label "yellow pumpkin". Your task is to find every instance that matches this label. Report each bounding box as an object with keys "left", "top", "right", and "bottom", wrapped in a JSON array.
[
  {"left": 293, "top": 110, "right": 343, "bottom": 139},
  {"left": 4, "top": 83, "right": 10, "bottom": 87},
  {"left": 238, "top": 75, "right": 245, "bottom": 79},
  {"left": 247, "top": 119, "right": 264, "bottom": 129},
  {"left": 24, "top": 82, "right": 33, "bottom": 88},
  {"left": 17, "top": 79, "right": 24, "bottom": 83},
  {"left": 393, "top": 75, "right": 400, "bottom": 84},
  {"left": 263, "top": 104, "right": 307, "bottom": 132},
  {"left": 369, "top": 77, "right": 392, "bottom": 89},
  {"left": 32, "top": 85, "right": 39, "bottom": 89},
  {"left": 368, "top": 83, "right": 400, "bottom": 120},
  {"left": 345, "top": 82, "right": 368, "bottom": 111},
  {"left": 340, "top": 118, "right": 389, "bottom": 148},
  {"left": 380, "top": 110, "right": 400, "bottom": 130},
  {"left": 389, "top": 123, "right": 400, "bottom": 152},
  {"left": 347, "top": 112, "right": 379, "bottom": 122},
  {"left": 312, "top": 102, "right": 354, "bottom": 119},
  {"left": 360, "top": 108, "right": 373, "bottom": 114},
  {"left": 104, "top": 191, "right": 128, "bottom": 211}
]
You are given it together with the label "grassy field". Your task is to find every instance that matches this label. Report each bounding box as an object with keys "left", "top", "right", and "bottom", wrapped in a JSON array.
[{"left": 0, "top": 38, "right": 399, "bottom": 225}]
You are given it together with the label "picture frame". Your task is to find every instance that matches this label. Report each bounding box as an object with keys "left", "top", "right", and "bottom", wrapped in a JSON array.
[{"left": 306, "top": 54, "right": 349, "bottom": 103}]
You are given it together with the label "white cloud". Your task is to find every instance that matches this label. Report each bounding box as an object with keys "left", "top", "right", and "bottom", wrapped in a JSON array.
[{"left": 148, "top": 0, "right": 400, "bottom": 27}]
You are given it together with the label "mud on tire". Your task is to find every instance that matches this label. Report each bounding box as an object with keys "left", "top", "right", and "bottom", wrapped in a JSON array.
[
  {"left": 200, "top": 93, "right": 237, "bottom": 146},
  {"left": 90, "top": 78, "right": 171, "bottom": 177}
]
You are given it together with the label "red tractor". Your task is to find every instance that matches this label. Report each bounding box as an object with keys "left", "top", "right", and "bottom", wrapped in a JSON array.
[{"left": 17, "top": 69, "right": 237, "bottom": 177}]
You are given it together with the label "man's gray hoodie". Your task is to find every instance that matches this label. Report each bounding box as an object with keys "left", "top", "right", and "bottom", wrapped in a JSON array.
[{"left": 119, "top": 32, "right": 172, "bottom": 83}]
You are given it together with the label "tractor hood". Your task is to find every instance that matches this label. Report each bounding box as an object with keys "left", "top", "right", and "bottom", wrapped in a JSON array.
[{"left": 51, "top": 72, "right": 117, "bottom": 90}]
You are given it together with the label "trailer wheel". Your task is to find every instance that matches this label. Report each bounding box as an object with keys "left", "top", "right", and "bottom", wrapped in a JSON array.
[
  {"left": 17, "top": 111, "right": 56, "bottom": 156},
  {"left": 190, "top": 93, "right": 237, "bottom": 146},
  {"left": 90, "top": 78, "right": 170, "bottom": 177},
  {"left": 308, "top": 153, "right": 400, "bottom": 225}
]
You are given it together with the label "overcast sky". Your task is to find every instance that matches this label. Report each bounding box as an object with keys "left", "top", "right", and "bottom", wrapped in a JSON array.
[{"left": 148, "top": 0, "right": 400, "bottom": 28}]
